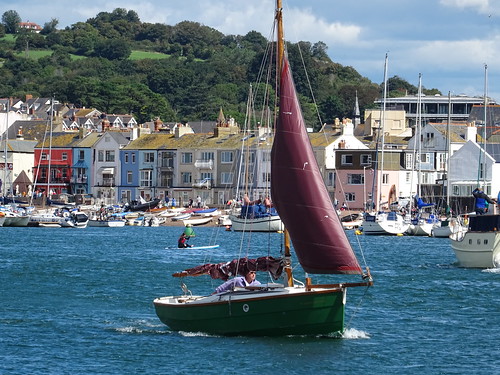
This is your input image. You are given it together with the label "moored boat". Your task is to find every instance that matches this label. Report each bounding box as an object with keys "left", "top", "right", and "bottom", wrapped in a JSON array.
[
  {"left": 362, "top": 211, "right": 409, "bottom": 235},
  {"left": 449, "top": 214, "right": 500, "bottom": 268},
  {"left": 88, "top": 218, "right": 126, "bottom": 227}
]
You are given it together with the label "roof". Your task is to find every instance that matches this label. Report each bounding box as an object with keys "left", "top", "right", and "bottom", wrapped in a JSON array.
[
  {"left": 5, "top": 120, "right": 53, "bottom": 140},
  {"left": 74, "top": 132, "right": 102, "bottom": 148},
  {"left": 35, "top": 132, "right": 81, "bottom": 148},
  {"left": 430, "top": 123, "right": 469, "bottom": 143},
  {"left": 0, "top": 139, "right": 38, "bottom": 153}
]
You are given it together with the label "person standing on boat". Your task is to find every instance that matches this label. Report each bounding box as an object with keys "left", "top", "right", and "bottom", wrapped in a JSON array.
[
  {"left": 213, "top": 270, "right": 260, "bottom": 294},
  {"left": 472, "top": 187, "right": 495, "bottom": 215}
]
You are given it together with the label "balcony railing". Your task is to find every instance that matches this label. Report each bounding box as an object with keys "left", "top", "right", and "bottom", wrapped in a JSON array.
[
  {"left": 70, "top": 176, "right": 88, "bottom": 184},
  {"left": 96, "top": 178, "right": 115, "bottom": 187},
  {"left": 35, "top": 178, "right": 71, "bottom": 184},
  {"left": 194, "top": 159, "right": 213, "bottom": 169}
]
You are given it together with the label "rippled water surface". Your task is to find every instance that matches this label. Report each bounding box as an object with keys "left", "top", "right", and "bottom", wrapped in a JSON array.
[{"left": 1, "top": 226, "right": 498, "bottom": 374}]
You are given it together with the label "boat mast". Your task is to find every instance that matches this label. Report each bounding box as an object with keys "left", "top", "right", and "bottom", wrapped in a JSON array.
[
  {"left": 417, "top": 73, "right": 422, "bottom": 199},
  {"left": 2, "top": 101, "right": 8, "bottom": 198},
  {"left": 482, "top": 64, "right": 488, "bottom": 191},
  {"left": 446, "top": 91, "right": 451, "bottom": 211},
  {"left": 47, "top": 97, "right": 54, "bottom": 205},
  {"left": 275, "top": 0, "right": 293, "bottom": 287},
  {"left": 377, "top": 54, "right": 388, "bottom": 211}
]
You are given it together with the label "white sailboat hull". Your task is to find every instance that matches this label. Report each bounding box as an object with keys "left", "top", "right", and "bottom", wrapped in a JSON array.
[
  {"left": 362, "top": 212, "right": 409, "bottom": 235},
  {"left": 229, "top": 215, "right": 283, "bottom": 232},
  {"left": 88, "top": 219, "right": 126, "bottom": 227},
  {"left": 406, "top": 221, "right": 439, "bottom": 236}
]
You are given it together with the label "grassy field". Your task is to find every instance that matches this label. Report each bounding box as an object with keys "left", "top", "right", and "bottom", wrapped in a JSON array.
[{"left": 129, "top": 50, "right": 171, "bottom": 60}]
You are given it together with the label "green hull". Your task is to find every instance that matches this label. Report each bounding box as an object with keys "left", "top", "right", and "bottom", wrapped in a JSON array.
[{"left": 154, "top": 288, "right": 346, "bottom": 336}]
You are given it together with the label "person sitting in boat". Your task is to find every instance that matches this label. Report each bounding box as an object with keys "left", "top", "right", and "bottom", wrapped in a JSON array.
[
  {"left": 472, "top": 187, "right": 496, "bottom": 215},
  {"left": 178, "top": 233, "right": 193, "bottom": 248},
  {"left": 213, "top": 270, "right": 261, "bottom": 294}
]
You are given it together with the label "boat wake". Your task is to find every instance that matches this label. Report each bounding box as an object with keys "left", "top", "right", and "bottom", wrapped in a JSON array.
[
  {"left": 342, "top": 328, "right": 371, "bottom": 339},
  {"left": 112, "top": 320, "right": 170, "bottom": 335},
  {"left": 482, "top": 267, "right": 500, "bottom": 274}
]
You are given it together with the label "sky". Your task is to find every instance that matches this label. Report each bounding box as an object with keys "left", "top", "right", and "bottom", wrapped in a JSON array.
[{"left": 3, "top": 0, "right": 500, "bottom": 100}]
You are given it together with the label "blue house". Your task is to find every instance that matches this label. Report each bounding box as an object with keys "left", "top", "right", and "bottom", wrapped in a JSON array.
[
  {"left": 118, "top": 148, "right": 139, "bottom": 203},
  {"left": 71, "top": 132, "right": 101, "bottom": 195}
]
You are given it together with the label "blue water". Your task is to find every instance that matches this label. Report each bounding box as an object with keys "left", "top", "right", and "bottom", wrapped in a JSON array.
[{"left": 1, "top": 226, "right": 499, "bottom": 375}]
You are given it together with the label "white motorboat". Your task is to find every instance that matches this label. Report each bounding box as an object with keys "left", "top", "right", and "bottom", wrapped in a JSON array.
[
  {"left": 449, "top": 214, "right": 500, "bottom": 268},
  {"left": 182, "top": 217, "right": 212, "bottom": 226},
  {"left": 59, "top": 212, "right": 89, "bottom": 228},
  {"left": 88, "top": 218, "right": 126, "bottom": 227}
]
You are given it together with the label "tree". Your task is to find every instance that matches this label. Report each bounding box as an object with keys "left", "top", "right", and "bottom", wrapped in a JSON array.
[
  {"left": 94, "top": 38, "right": 131, "bottom": 60},
  {"left": 2, "top": 10, "right": 21, "bottom": 34},
  {"left": 41, "top": 18, "right": 59, "bottom": 35}
]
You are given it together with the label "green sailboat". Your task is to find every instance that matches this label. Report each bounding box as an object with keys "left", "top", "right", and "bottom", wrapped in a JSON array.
[{"left": 153, "top": 0, "right": 373, "bottom": 336}]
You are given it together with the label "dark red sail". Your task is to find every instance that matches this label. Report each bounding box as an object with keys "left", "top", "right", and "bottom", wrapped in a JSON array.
[{"left": 271, "top": 58, "right": 362, "bottom": 275}]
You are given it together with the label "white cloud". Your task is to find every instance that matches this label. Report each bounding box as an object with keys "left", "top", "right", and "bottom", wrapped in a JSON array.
[{"left": 440, "top": 0, "right": 497, "bottom": 14}]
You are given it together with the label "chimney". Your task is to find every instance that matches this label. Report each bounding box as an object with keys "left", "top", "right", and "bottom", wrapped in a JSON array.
[
  {"left": 17, "top": 126, "right": 24, "bottom": 140},
  {"left": 174, "top": 123, "right": 194, "bottom": 138},
  {"left": 102, "top": 119, "right": 110, "bottom": 132},
  {"left": 154, "top": 118, "right": 161, "bottom": 132},
  {"left": 466, "top": 122, "right": 478, "bottom": 143}
]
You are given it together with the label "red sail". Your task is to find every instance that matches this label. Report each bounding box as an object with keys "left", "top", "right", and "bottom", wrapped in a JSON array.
[{"left": 271, "top": 58, "right": 362, "bottom": 275}]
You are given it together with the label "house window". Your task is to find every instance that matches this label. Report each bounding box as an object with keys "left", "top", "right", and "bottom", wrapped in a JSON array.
[
  {"left": 201, "top": 172, "right": 213, "bottom": 181},
  {"left": 344, "top": 192, "right": 356, "bottom": 202},
  {"left": 262, "top": 151, "right": 271, "bottom": 162},
  {"left": 201, "top": 151, "right": 214, "bottom": 161},
  {"left": 105, "top": 150, "right": 115, "bottom": 162},
  {"left": 140, "top": 170, "right": 152, "bottom": 187},
  {"left": 438, "top": 153, "right": 446, "bottom": 170},
  {"left": 127, "top": 171, "right": 133, "bottom": 184},
  {"left": 124, "top": 153, "right": 129, "bottom": 163},
  {"left": 98, "top": 150, "right": 104, "bottom": 162},
  {"left": 132, "top": 153, "right": 136, "bottom": 163},
  {"left": 62, "top": 169, "right": 67, "bottom": 178},
  {"left": 360, "top": 154, "right": 371, "bottom": 165},
  {"left": 262, "top": 172, "right": 271, "bottom": 183},
  {"left": 221, "top": 151, "right": 233, "bottom": 163},
  {"left": 221, "top": 172, "right": 233, "bottom": 184},
  {"left": 62, "top": 152, "right": 68, "bottom": 161},
  {"left": 405, "top": 153, "right": 413, "bottom": 169},
  {"left": 347, "top": 174, "right": 364, "bottom": 184},
  {"left": 41, "top": 152, "right": 47, "bottom": 160},
  {"left": 181, "top": 172, "right": 192, "bottom": 184},
  {"left": 406, "top": 172, "right": 411, "bottom": 183},
  {"left": 79, "top": 150, "right": 85, "bottom": 160},
  {"left": 244, "top": 152, "right": 256, "bottom": 164},
  {"left": 327, "top": 172, "right": 335, "bottom": 187},
  {"left": 341, "top": 154, "right": 353, "bottom": 165},
  {"left": 144, "top": 152, "right": 154, "bottom": 163},
  {"left": 382, "top": 173, "right": 389, "bottom": 184},
  {"left": 181, "top": 153, "right": 193, "bottom": 164}
]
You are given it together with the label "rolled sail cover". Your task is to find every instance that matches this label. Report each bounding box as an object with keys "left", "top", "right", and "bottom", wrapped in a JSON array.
[{"left": 271, "top": 58, "right": 362, "bottom": 275}]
